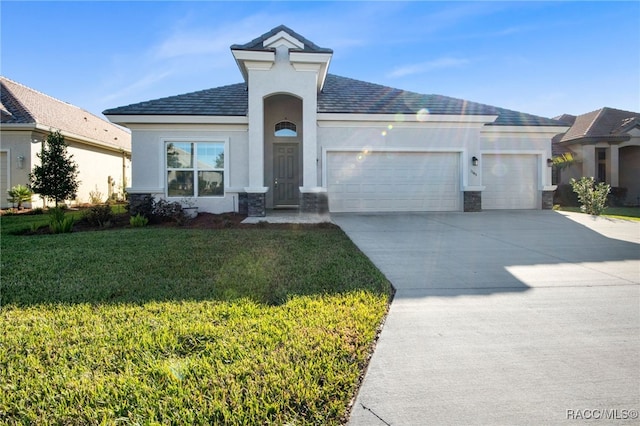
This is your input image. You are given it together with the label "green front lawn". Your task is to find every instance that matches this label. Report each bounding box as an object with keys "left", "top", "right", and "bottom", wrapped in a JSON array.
[
  {"left": 0, "top": 215, "right": 392, "bottom": 425},
  {"left": 557, "top": 206, "right": 640, "bottom": 221}
]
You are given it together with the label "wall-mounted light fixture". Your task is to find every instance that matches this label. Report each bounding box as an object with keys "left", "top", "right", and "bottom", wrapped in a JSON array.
[
  {"left": 472, "top": 156, "right": 479, "bottom": 167},
  {"left": 17, "top": 155, "right": 25, "bottom": 169},
  {"left": 547, "top": 158, "right": 554, "bottom": 167}
]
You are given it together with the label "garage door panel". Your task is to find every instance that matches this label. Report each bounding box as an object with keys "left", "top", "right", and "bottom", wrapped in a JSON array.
[
  {"left": 327, "top": 151, "right": 460, "bottom": 213},
  {"left": 482, "top": 154, "right": 538, "bottom": 210}
]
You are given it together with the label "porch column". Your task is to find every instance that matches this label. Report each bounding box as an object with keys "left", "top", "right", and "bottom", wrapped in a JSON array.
[
  {"left": 247, "top": 97, "right": 265, "bottom": 190},
  {"left": 582, "top": 144, "right": 596, "bottom": 179},
  {"left": 244, "top": 88, "right": 268, "bottom": 216},
  {"left": 609, "top": 145, "right": 619, "bottom": 187}
]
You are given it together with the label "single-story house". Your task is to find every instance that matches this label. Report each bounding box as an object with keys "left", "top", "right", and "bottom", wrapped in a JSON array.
[
  {"left": 0, "top": 76, "right": 132, "bottom": 208},
  {"left": 104, "top": 25, "right": 567, "bottom": 217},
  {"left": 553, "top": 107, "right": 640, "bottom": 205}
]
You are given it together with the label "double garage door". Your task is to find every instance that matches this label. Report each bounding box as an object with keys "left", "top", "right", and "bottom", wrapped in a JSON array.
[
  {"left": 327, "top": 151, "right": 461, "bottom": 213},
  {"left": 326, "top": 151, "right": 539, "bottom": 213}
]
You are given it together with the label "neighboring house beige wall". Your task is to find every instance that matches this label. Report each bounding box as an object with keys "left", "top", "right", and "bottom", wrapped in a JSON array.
[
  {"left": 619, "top": 142, "right": 640, "bottom": 204},
  {"left": 0, "top": 130, "right": 132, "bottom": 208},
  {"left": 1, "top": 76, "right": 132, "bottom": 209},
  {"left": 0, "top": 131, "right": 37, "bottom": 209}
]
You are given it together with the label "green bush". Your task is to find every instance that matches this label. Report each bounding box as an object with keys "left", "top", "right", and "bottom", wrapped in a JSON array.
[
  {"left": 129, "top": 213, "right": 149, "bottom": 227},
  {"left": 48, "top": 207, "right": 74, "bottom": 234},
  {"left": 48, "top": 207, "right": 74, "bottom": 233},
  {"left": 84, "top": 203, "right": 114, "bottom": 228},
  {"left": 7, "top": 184, "right": 32, "bottom": 209},
  {"left": 570, "top": 177, "right": 611, "bottom": 215}
]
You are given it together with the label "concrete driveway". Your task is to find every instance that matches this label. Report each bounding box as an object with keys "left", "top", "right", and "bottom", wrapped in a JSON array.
[{"left": 332, "top": 211, "right": 639, "bottom": 425}]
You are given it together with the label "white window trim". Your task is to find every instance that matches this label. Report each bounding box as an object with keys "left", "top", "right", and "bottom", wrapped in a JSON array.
[{"left": 162, "top": 137, "right": 229, "bottom": 198}]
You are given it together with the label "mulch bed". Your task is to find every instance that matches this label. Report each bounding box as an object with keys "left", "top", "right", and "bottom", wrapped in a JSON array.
[{"left": 4, "top": 209, "right": 337, "bottom": 235}]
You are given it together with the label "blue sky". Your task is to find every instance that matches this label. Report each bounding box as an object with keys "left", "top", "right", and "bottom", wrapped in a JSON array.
[{"left": 2, "top": 1, "right": 639, "bottom": 120}]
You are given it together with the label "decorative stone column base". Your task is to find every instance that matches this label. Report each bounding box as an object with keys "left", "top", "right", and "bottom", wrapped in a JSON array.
[
  {"left": 541, "top": 190, "right": 554, "bottom": 210},
  {"left": 463, "top": 191, "right": 482, "bottom": 212},
  {"left": 128, "top": 193, "right": 154, "bottom": 216},
  {"left": 301, "top": 192, "right": 328, "bottom": 214},
  {"left": 238, "top": 192, "right": 248, "bottom": 215},
  {"left": 247, "top": 193, "right": 266, "bottom": 217}
]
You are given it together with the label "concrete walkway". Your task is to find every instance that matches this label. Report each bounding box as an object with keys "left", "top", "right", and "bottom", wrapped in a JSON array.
[{"left": 332, "top": 211, "right": 639, "bottom": 425}]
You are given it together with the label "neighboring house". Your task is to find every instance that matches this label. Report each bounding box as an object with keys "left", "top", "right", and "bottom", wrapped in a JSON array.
[
  {"left": 553, "top": 107, "right": 640, "bottom": 205},
  {"left": 104, "top": 25, "right": 567, "bottom": 216},
  {"left": 0, "top": 76, "right": 131, "bottom": 209}
]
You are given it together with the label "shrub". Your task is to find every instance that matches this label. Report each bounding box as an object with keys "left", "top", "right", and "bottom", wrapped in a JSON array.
[
  {"left": 7, "top": 184, "right": 33, "bottom": 209},
  {"left": 48, "top": 207, "right": 74, "bottom": 234},
  {"left": 570, "top": 177, "right": 611, "bottom": 215},
  {"left": 84, "top": 203, "right": 114, "bottom": 228},
  {"left": 88, "top": 187, "right": 104, "bottom": 205},
  {"left": 129, "top": 213, "right": 149, "bottom": 227},
  {"left": 153, "top": 199, "right": 188, "bottom": 225},
  {"left": 128, "top": 194, "right": 154, "bottom": 218}
]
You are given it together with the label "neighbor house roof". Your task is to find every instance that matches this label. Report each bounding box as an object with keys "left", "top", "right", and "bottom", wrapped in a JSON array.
[
  {"left": 556, "top": 107, "right": 640, "bottom": 144},
  {"left": 1, "top": 76, "right": 130, "bottom": 151},
  {"left": 104, "top": 74, "right": 563, "bottom": 127},
  {"left": 230, "top": 24, "right": 333, "bottom": 53}
]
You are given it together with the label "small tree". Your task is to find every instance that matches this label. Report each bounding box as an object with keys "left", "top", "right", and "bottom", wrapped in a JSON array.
[
  {"left": 7, "top": 184, "right": 33, "bottom": 209},
  {"left": 570, "top": 177, "right": 610, "bottom": 216},
  {"left": 29, "top": 130, "right": 79, "bottom": 206}
]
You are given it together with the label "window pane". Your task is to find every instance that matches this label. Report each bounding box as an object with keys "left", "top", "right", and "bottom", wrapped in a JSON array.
[
  {"left": 275, "top": 121, "right": 297, "bottom": 137},
  {"left": 167, "top": 142, "right": 193, "bottom": 168},
  {"left": 197, "top": 143, "right": 224, "bottom": 169},
  {"left": 167, "top": 171, "right": 194, "bottom": 196},
  {"left": 198, "top": 171, "right": 224, "bottom": 196}
]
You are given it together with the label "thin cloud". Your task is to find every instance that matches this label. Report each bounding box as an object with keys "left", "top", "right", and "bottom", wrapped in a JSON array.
[
  {"left": 388, "top": 57, "right": 470, "bottom": 78},
  {"left": 101, "top": 71, "right": 173, "bottom": 104}
]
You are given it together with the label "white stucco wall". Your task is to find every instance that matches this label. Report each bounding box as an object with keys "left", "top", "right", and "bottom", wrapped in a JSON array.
[
  {"left": 317, "top": 119, "right": 487, "bottom": 191},
  {"left": 127, "top": 125, "right": 249, "bottom": 213},
  {"left": 480, "top": 126, "right": 557, "bottom": 192}
]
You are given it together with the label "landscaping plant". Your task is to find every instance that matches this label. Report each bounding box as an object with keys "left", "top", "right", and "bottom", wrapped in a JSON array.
[
  {"left": 29, "top": 130, "right": 79, "bottom": 206},
  {"left": 47, "top": 207, "right": 74, "bottom": 233},
  {"left": 129, "top": 212, "right": 149, "bottom": 227},
  {"left": 6, "top": 184, "right": 32, "bottom": 209},
  {"left": 570, "top": 176, "right": 611, "bottom": 216}
]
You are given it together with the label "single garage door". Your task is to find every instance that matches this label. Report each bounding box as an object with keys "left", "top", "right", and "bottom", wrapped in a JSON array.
[
  {"left": 482, "top": 154, "right": 538, "bottom": 209},
  {"left": 327, "top": 151, "right": 461, "bottom": 213},
  {"left": 0, "top": 152, "right": 8, "bottom": 209}
]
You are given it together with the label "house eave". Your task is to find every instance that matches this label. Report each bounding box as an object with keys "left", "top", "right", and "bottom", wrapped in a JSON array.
[
  {"left": 1, "top": 122, "right": 130, "bottom": 153},
  {"left": 317, "top": 113, "right": 499, "bottom": 125},
  {"left": 559, "top": 135, "right": 631, "bottom": 145},
  {"left": 105, "top": 114, "right": 249, "bottom": 126},
  {"left": 230, "top": 49, "right": 276, "bottom": 83}
]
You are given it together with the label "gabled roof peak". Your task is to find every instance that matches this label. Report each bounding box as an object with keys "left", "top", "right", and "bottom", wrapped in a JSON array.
[{"left": 230, "top": 25, "right": 332, "bottom": 53}]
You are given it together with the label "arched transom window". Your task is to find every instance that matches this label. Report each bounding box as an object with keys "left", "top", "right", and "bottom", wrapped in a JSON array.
[{"left": 275, "top": 120, "right": 297, "bottom": 137}]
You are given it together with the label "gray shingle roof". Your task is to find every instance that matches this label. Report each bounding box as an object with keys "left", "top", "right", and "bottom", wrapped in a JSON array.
[
  {"left": 230, "top": 25, "right": 333, "bottom": 54},
  {"left": 557, "top": 107, "right": 640, "bottom": 143},
  {"left": 1, "top": 76, "right": 131, "bottom": 151},
  {"left": 104, "top": 82, "right": 248, "bottom": 116},
  {"left": 104, "top": 74, "right": 564, "bottom": 127}
]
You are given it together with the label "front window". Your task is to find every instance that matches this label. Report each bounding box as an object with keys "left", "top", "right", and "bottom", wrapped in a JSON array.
[{"left": 167, "top": 142, "right": 224, "bottom": 197}]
